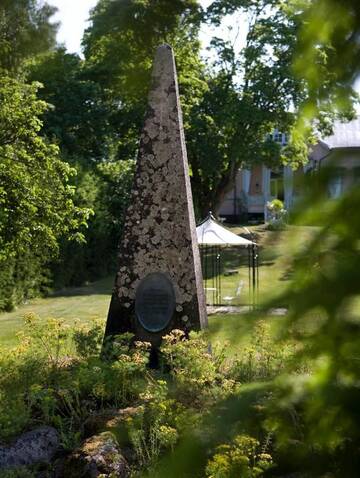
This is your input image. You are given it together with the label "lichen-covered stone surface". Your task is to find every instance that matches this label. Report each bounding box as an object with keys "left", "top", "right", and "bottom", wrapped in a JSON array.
[
  {"left": 105, "top": 44, "right": 207, "bottom": 346},
  {"left": 61, "top": 432, "right": 129, "bottom": 478},
  {"left": 0, "top": 426, "right": 59, "bottom": 470}
]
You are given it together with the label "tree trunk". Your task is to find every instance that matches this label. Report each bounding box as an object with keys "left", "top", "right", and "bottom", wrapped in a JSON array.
[{"left": 211, "top": 161, "right": 240, "bottom": 218}]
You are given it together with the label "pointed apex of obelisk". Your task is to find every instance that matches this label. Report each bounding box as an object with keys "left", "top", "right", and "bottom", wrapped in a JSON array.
[
  {"left": 156, "top": 43, "right": 173, "bottom": 52},
  {"left": 104, "top": 44, "right": 207, "bottom": 349},
  {"left": 154, "top": 43, "right": 173, "bottom": 59},
  {"left": 153, "top": 44, "right": 174, "bottom": 73},
  {"left": 148, "top": 44, "right": 178, "bottom": 114}
]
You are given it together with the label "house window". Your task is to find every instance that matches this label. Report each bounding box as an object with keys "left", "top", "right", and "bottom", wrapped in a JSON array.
[
  {"left": 328, "top": 176, "right": 343, "bottom": 198},
  {"left": 273, "top": 131, "right": 282, "bottom": 143},
  {"left": 270, "top": 172, "right": 284, "bottom": 200},
  {"left": 272, "top": 131, "right": 288, "bottom": 145},
  {"left": 353, "top": 167, "right": 360, "bottom": 185}
]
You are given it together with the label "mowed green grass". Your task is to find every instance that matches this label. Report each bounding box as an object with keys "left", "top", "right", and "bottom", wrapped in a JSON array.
[
  {"left": 0, "top": 226, "right": 315, "bottom": 348},
  {"left": 204, "top": 224, "right": 317, "bottom": 306},
  {"left": 0, "top": 277, "right": 113, "bottom": 347}
]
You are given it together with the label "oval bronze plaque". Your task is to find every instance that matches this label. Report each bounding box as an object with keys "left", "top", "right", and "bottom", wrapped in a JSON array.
[{"left": 135, "top": 272, "right": 176, "bottom": 333}]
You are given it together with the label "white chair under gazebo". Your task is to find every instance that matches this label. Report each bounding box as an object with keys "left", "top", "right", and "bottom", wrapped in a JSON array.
[{"left": 196, "top": 213, "right": 259, "bottom": 307}]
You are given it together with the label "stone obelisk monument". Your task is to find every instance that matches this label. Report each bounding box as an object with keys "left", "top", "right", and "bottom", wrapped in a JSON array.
[{"left": 104, "top": 44, "right": 207, "bottom": 348}]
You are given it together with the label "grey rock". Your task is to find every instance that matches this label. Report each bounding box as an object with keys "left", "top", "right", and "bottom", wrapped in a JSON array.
[
  {"left": 0, "top": 426, "right": 60, "bottom": 470},
  {"left": 61, "top": 432, "right": 130, "bottom": 478}
]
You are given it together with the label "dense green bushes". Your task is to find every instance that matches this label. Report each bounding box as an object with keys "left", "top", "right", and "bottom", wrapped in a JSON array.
[
  {"left": 206, "top": 435, "right": 273, "bottom": 478},
  {"left": 0, "top": 77, "right": 90, "bottom": 311},
  {"left": 0, "top": 251, "right": 49, "bottom": 312},
  {"left": 0, "top": 16, "right": 137, "bottom": 310},
  {"left": 0, "top": 69, "right": 135, "bottom": 306},
  {"left": 51, "top": 160, "right": 135, "bottom": 289},
  {"left": 0, "top": 315, "right": 291, "bottom": 477}
]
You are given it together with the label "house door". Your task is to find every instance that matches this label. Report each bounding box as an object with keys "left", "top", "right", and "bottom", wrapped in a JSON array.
[{"left": 270, "top": 171, "right": 284, "bottom": 201}]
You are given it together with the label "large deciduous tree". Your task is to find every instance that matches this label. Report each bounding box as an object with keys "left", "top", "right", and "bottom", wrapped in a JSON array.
[
  {"left": 81, "top": 0, "right": 352, "bottom": 217},
  {"left": 0, "top": 77, "right": 90, "bottom": 309},
  {"left": 82, "top": 0, "right": 207, "bottom": 162},
  {"left": 26, "top": 47, "right": 138, "bottom": 288},
  {"left": 0, "top": 1, "right": 97, "bottom": 307},
  {"left": 0, "top": 0, "right": 58, "bottom": 74},
  {"left": 27, "top": 49, "right": 112, "bottom": 166},
  {"left": 186, "top": 24, "right": 299, "bottom": 215},
  {"left": 189, "top": 0, "right": 355, "bottom": 215}
]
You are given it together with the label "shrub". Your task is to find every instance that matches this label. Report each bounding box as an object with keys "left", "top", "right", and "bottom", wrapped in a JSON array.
[
  {"left": 73, "top": 320, "right": 104, "bottom": 359},
  {"left": 160, "top": 330, "right": 234, "bottom": 406},
  {"left": 266, "top": 200, "right": 288, "bottom": 230},
  {"left": 228, "top": 321, "right": 296, "bottom": 383},
  {"left": 0, "top": 316, "right": 285, "bottom": 475},
  {"left": 0, "top": 77, "right": 90, "bottom": 311},
  {"left": 0, "top": 316, "right": 151, "bottom": 444},
  {"left": 206, "top": 434, "right": 273, "bottom": 478},
  {"left": 125, "top": 380, "right": 179, "bottom": 468}
]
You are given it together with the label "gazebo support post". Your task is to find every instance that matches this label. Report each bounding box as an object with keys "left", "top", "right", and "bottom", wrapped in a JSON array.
[
  {"left": 252, "top": 244, "right": 256, "bottom": 309},
  {"left": 204, "top": 245, "right": 208, "bottom": 304},
  {"left": 256, "top": 245, "right": 260, "bottom": 306},
  {"left": 248, "top": 246, "right": 251, "bottom": 308},
  {"left": 210, "top": 246, "right": 215, "bottom": 305},
  {"left": 217, "top": 247, "right": 221, "bottom": 305},
  {"left": 213, "top": 246, "right": 217, "bottom": 305}
]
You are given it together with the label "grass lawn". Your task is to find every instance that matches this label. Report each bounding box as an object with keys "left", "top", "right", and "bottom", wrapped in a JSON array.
[
  {"left": 0, "top": 225, "right": 315, "bottom": 348},
  {"left": 204, "top": 224, "right": 317, "bottom": 306},
  {"left": 0, "top": 277, "right": 113, "bottom": 348}
]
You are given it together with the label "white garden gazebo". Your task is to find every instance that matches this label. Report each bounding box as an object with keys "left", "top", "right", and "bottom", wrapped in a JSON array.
[{"left": 196, "top": 213, "right": 259, "bottom": 306}]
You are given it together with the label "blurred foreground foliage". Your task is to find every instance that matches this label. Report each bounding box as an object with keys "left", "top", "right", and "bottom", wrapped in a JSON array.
[
  {"left": 0, "top": 315, "right": 295, "bottom": 476},
  {"left": 294, "top": 0, "right": 360, "bottom": 126},
  {"left": 272, "top": 1, "right": 360, "bottom": 471},
  {"left": 263, "top": 170, "right": 360, "bottom": 476}
]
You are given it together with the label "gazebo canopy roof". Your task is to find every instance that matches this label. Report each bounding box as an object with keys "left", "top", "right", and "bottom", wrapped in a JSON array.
[{"left": 196, "top": 214, "right": 256, "bottom": 247}]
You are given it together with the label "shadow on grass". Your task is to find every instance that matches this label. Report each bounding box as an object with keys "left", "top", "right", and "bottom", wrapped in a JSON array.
[
  {"left": 279, "top": 267, "right": 295, "bottom": 281},
  {"left": 50, "top": 276, "right": 113, "bottom": 298}
]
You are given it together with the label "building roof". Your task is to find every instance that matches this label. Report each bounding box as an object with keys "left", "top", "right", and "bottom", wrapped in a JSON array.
[
  {"left": 322, "top": 118, "right": 360, "bottom": 149},
  {"left": 196, "top": 214, "right": 255, "bottom": 247}
]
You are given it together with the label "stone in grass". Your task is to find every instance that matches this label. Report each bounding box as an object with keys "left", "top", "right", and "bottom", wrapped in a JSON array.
[
  {"left": 61, "top": 431, "right": 130, "bottom": 478},
  {"left": 0, "top": 426, "right": 60, "bottom": 471}
]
